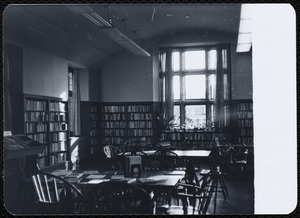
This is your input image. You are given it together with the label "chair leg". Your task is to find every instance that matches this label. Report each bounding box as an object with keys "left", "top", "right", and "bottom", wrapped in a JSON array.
[{"left": 219, "top": 174, "right": 228, "bottom": 197}]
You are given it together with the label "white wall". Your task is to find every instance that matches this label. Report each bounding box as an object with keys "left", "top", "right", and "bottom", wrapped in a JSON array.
[
  {"left": 100, "top": 51, "right": 153, "bottom": 102},
  {"left": 22, "top": 45, "right": 89, "bottom": 101}
]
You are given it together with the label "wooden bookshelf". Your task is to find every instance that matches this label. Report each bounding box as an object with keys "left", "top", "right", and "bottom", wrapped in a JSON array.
[
  {"left": 100, "top": 102, "right": 159, "bottom": 148},
  {"left": 24, "top": 94, "right": 70, "bottom": 168},
  {"left": 161, "top": 130, "right": 228, "bottom": 150},
  {"left": 80, "top": 102, "right": 101, "bottom": 157},
  {"left": 231, "top": 99, "right": 253, "bottom": 146},
  {"left": 101, "top": 103, "right": 127, "bottom": 146}
]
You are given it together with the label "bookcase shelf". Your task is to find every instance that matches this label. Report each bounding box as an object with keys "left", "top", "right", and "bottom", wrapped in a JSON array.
[
  {"left": 24, "top": 94, "right": 70, "bottom": 168},
  {"left": 80, "top": 102, "right": 101, "bottom": 157},
  {"left": 231, "top": 99, "right": 253, "bottom": 146},
  {"left": 100, "top": 102, "right": 159, "bottom": 147},
  {"left": 160, "top": 130, "right": 228, "bottom": 150},
  {"left": 81, "top": 101, "right": 160, "bottom": 153}
]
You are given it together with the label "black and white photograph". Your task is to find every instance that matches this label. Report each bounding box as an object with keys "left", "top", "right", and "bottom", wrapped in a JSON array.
[{"left": 3, "top": 3, "right": 296, "bottom": 215}]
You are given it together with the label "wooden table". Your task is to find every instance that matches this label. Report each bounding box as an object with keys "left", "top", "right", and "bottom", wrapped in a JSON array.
[
  {"left": 51, "top": 169, "right": 185, "bottom": 197},
  {"left": 172, "top": 150, "right": 211, "bottom": 158},
  {"left": 120, "top": 149, "right": 211, "bottom": 158}
]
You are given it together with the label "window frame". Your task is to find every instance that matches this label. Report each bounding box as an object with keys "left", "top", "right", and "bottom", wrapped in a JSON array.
[{"left": 161, "top": 44, "right": 229, "bottom": 130}]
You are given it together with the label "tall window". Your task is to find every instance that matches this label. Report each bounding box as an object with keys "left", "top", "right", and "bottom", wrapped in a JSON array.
[
  {"left": 160, "top": 45, "right": 230, "bottom": 130},
  {"left": 68, "top": 68, "right": 81, "bottom": 136}
]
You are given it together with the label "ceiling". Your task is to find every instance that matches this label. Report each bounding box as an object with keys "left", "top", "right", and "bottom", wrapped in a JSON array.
[{"left": 3, "top": 4, "right": 241, "bottom": 68}]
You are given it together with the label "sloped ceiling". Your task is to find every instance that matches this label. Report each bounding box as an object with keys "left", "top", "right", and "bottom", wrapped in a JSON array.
[{"left": 3, "top": 4, "right": 241, "bottom": 68}]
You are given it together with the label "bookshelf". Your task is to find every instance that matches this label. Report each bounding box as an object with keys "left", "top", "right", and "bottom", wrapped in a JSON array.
[
  {"left": 80, "top": 102, "right": 101, "bottom": 157},
  {"left": 232, "top": 99, "right": 253, "bottom": 146},
  {"left": 160, "top": 130, "right": 228, "bottom": 150},
  {"left": 100, "top": 102, "right": 159, "bottom": 148},
  {"left": 101, "top": 104, "right": 127, "bottom": 146},
  {"left": 24, "top": 94, "right": 69, "bottom": 168}
]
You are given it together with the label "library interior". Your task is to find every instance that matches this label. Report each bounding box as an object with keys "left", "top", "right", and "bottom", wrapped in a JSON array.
[{"left": 3, "top": 4, "right": 255, "bottom": 215}]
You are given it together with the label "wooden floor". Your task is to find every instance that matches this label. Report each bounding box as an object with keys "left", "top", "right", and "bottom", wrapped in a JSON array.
[
  {"left": 206, "top": 173, "right": 254, "bottom": 215},
  {"left": 155, "top": 170, "right": 254, "bottom": 215}
]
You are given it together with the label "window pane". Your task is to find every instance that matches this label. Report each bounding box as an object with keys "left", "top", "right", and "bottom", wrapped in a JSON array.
[
  {"left": 185, "top": 75, "right": 206, "bottom": 99},
  {"left": 160, "top": 52, "right": 166, "bottom": 72},
  {"left": 208, "top": 50, "right": 217, "bottom": 70},
  {"left": 173, "top": 75, "right": 180, "bottom": 100},
  {"left": 210, "top": 104, "right": 215, "bottom": 123},
  {"left": 222, "top": 49, "right": 227, "bottom": 69},
  {"left": 223, "top": 74, "right": 229, "bottom": 100},
  {"left": 172, "top": 52, "right": 180, "bottom": 72},
  {"left": 183, "top": 50, "right": 205, "bottom": 70},
  {"left": 208, "top": 74, "right": 216, "bottom": 100},
  {"left": 173, "top": 105, "right": 180, "bottom": 127},
  {"left": 185, "top": 105, "right": 206, "bottom": 129}
]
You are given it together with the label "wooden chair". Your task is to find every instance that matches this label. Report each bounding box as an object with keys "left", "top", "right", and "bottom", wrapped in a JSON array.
[
  {"left": 161, "top": 177, "right": 213, "bottom": 215},
  {"left": 88, "top": 181, "right": 154, "bottom": 214},
  {"left": 153, "top": 149, "right": 183, "bottom": 170},
  {"left": 31, "top": 172, "right": 85, "bottom": 214},
  {"left": 100, "top": 145, "right": 123, "bottom": 170},
  {"left": 232, "top": 143, "right": 248, "bottom": 173}
]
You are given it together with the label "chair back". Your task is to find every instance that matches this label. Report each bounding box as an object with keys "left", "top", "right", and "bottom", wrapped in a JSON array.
[
  {"left": 88, "top": 181, "right": 154, "bottom": 214},
  {"left": 153, "top": 150, "right": 183, "bottom": 170},
  {"left": 232, "top": 143, "right": 248, "bottom": 163},
  {"left": 32, "top": 172, "right": 84, "bottom": 214},
  {"left": 103, "top": 145, "right": 122, "bottom": 158},
  {"left": 176, "top": 177, "right": 213, "bottom": 215}
]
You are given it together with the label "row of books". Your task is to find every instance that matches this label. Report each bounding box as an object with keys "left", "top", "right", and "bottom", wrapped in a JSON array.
[
  {"left": 27, "top": 133, "right": 48, "bottom": 144},
  {"left": 238, "top": 119, "right": 253, "bottom": 128},
  {"left": 101, "top": 137, "right": 125, "bottom": 145},
  {"left": 89, "top": 105, "right": 98, "bottom": 113},
  {"left": 25, "top": 123, "right": 48, "bottom": 133},
  {"left": 237, "top": 111, "right": 253, "bottom": 119},
  {"left": 90, "top": 114, "right": 99, "bottom": 121},
  {"left": 50, "top": 141, "right": 67, "bottom": 153},
  {"left": 161, "top": 132, "right": 227, "bottom": 141},
  {"left": 238, "top": 102, "right": 253, "bottom": 111},
  {"left": 102, "top": 106, "right": 126, "bottom": 113},
  {"left": 161, "top": 133, "right": 181, "bottom": 141},
  {"left": 25, "top": 112, "right": 48, "bottom": 122},
  {"left": 103, "top": 129, "right": 126, "bottom": 137},
  {"left": 25, "top": 99, "right": 47, "bottom": 111},
  {"left": 102, "top": 113, "right": 126, "bottom": 121},
  {"left": 49, "top": 102, "right": 66, "bottom": 112},
  {"left": 101, "top": 121, "right": 127, "bottom": 129},
  {"left": 90, "top": 120, "right": 98, "bottom": 129},
  {"left": 184, "top": 133, "right": 224, "bottom": 141},
  {"left": 128, "top": 121, "right": 152, "bottom": 128},
  {"left": 50, "top": 153, "right": 66, "bottom": 165},
  {"left": 51, "top": 132, "right": 67, "bottom": 142},
  {"left": 240, "top": 128, "right": 253, "bottom": 136},
  {"left": 128, "top": 113, "right": 152, "bottom": 120},
  {"left": 90, "top": 129, "right": 97, "bottom": 137},
  {"left": 49, "top": 113, "right": 66, "bottom": 122},
  {"left": 127, "top": 129, "right": 153, "bottom": 137},
  {"left": 128, "top": 105, "right": 152, "bottom": 113},
  {"left": 49, "top": 122, "right": 67, "bottom": 132}
]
